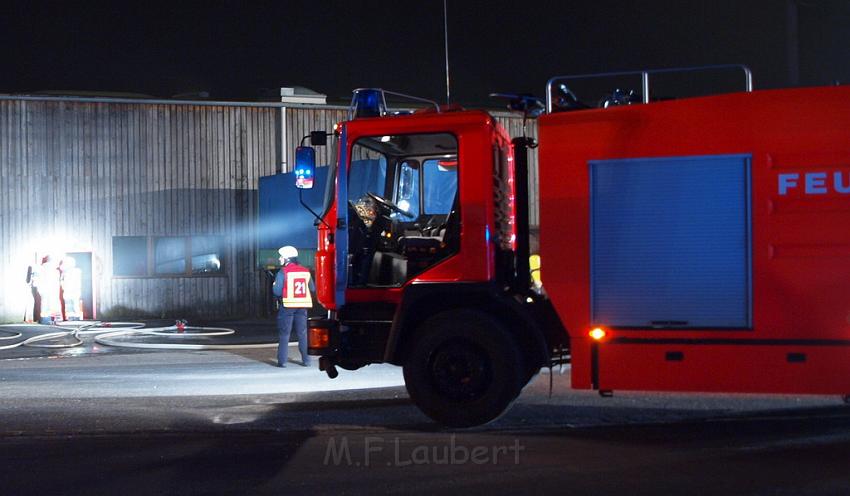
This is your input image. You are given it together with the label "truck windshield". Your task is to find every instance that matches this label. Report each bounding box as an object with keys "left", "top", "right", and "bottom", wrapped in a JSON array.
[{"left": 346, "top": 132, "right": 459, "bottom": 286}]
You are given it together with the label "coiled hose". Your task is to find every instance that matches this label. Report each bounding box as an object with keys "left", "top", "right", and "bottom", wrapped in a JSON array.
[{"left": 0, "top": 320, "right": 277, "bottom": 351}]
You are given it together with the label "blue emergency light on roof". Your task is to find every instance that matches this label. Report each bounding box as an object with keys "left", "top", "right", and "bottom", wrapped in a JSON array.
[
  {"left": 348, "top": 88, "right": 442, "bottom": 119},
  {"left": 350, "top": 89, "right": 387, "bottom": 119}
]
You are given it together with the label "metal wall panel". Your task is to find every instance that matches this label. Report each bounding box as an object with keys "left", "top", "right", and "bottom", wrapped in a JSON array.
[
  {"left": 283, "top": 106, "right": 348, "bottom": 171},
  {"left": 0, "top": 99, "right": 278, "bottom": 321}
]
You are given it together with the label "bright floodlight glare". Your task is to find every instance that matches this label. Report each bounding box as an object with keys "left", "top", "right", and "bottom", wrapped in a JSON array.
[{"left": 6, "top": 234, "right": 83, "bottom": 321}]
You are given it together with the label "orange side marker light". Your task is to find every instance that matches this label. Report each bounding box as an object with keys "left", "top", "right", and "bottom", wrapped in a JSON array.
[
  {"left": 309, "top": 327, "right": 330, "bottom": 348},
  {"left": 589, "top": 327, "right": 607, "bottom": 341}
]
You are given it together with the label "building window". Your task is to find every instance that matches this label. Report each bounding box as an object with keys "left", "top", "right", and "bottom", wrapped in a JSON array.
[
  {"left": 155, "top": 237, "right": 186, "bottom": 275},
  {"left": 191, "top": 236, "right": 224, "bottom": 274},
  {"left": 113, "top": 236, "right": 148, "bottom": 276},
  {"left": 113, "top": 236, "right": 225, "bottom": 277}
]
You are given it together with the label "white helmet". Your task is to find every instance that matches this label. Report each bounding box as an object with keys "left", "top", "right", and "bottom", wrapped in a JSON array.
[{"left": 278, "top": 245, "right": 298, "bottom": 260}]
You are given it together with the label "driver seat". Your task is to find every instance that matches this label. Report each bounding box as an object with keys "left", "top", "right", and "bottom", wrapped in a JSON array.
[
  {"left": 397, "top": 195, "right": 459, "bottom": 280},
  {"left": 368, "top": 251, "right": 407, "bottom": 286},
  {"left": 397, "top": 194, "right": 458, "bottom": 255}
]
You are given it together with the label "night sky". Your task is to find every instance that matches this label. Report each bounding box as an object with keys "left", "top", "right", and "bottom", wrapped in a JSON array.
[{"left": 2, "top": 1, "right": 849, "bottom": 105}]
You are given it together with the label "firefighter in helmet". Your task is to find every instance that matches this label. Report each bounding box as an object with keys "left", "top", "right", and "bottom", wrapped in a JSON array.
[{"left": 272, "top": 246, "right": 313, "bottom": 367}]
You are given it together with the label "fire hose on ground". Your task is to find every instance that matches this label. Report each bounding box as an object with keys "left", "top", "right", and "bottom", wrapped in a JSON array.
[{"left": 0, "top": 321, "right": 278, "bottom": 352}]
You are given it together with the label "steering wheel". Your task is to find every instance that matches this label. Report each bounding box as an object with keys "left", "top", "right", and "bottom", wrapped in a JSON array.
[{"left": 367, "top": 192, "right": 415, "bottom": 219}]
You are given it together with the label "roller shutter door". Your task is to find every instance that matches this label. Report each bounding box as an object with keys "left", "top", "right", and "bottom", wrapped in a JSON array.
[{"left": 590, "top": 154, "right": 751, "bottom": 329}]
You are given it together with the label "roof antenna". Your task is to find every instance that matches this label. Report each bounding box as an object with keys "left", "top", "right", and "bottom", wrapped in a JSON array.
[{"left": 443, "top": 0, "right": 451, "bottom": 105}]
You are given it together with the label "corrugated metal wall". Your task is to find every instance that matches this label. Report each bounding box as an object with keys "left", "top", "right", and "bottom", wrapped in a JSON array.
[
  {"left": 282, "top": 106, "right": 349, "bottom": 170},
  {"left": 0, "top": 98, "right": 540, "bottom": 323},
  {"left": 0, "top": 98, "right": 279, "bottom": 321}
]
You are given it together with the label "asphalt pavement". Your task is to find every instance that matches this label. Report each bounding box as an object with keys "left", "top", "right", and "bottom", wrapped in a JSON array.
[
  {"left": 2, "top": 333, "right": 846, "bottom": 434},
  {"left": 2, "top": 319, "right": 850, "bottom": 495}
]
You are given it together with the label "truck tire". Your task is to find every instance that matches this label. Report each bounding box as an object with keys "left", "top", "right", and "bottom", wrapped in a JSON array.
[{"left": 403, "top": 309, "right": 525, "bottom": 427}]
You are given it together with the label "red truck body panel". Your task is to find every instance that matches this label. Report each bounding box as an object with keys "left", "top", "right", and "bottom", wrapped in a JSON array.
[{"left": 539, "top": 86, "right": 850, "bottom": 393}]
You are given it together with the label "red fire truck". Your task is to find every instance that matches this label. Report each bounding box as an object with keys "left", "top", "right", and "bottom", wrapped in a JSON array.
[{"left": 294, "top": 66, "right": 850, "bottom": 427}]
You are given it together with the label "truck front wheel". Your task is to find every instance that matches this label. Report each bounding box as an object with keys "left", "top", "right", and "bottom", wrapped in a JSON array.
[{"left": 403, "top": 309, "right": 525, "bottom": 427}]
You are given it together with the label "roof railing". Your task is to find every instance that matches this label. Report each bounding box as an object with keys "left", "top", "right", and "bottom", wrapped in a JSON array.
[
  {"left": 348, "top": 88, "right": 440, "bottom": 119},
  {"left": 545, "top": 64, "right": 753, "bottom": 113}
]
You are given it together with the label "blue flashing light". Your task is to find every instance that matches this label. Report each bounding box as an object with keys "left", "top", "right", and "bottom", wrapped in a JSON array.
[
  {"left": 351, "top": 89, "right": 386, "bottom": 119},
  {"left": 294, "top": 146, "right": 316, "bottom": 190}
]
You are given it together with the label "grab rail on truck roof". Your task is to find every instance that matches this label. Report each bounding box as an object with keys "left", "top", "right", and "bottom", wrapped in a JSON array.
[
  {"left": 348, "top": 88, "right": 441, "bottom": 119},
  {"left": 545, "top": 64, "right": 753, "bottom": 113}
]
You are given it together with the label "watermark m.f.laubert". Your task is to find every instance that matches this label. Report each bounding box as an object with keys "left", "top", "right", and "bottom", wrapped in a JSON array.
[{"left": 324, "top": 435, "right": 525, "bottom": 467}]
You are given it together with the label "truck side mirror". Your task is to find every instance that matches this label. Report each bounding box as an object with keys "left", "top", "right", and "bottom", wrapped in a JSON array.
[
  {"left": 310, "top": 131, "right": 327, "bottom": 146},
  {"left": 294, "top": 146, "right": 316, "bottom": 189}
]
